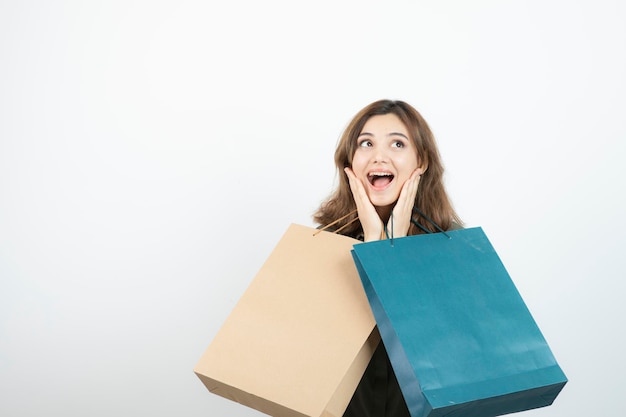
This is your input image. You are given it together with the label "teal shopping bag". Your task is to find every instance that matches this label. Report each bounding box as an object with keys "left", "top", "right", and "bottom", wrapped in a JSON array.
[{"left": 351, "top": 227, "right": 567, "bottom": 417}]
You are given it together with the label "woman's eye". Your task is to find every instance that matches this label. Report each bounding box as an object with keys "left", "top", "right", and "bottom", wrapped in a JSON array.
[
  {"left": 392, "top": 141, "right": 405, "bottom": 148},
  {"left": 358, "top": 140, "right": 373, "bottom": 147}
]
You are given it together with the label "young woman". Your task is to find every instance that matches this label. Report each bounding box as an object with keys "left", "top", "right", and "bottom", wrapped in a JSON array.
[{"left": 313, "top": 99, "right": 462, "bottom": 417}]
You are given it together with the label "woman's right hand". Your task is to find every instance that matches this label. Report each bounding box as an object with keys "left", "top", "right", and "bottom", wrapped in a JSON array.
[{"left": 344, "top": 167, "right": 383, "bottom": 242}]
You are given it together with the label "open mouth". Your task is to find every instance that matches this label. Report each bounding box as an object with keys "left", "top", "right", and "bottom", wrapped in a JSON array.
[{"left": 367, "top": 172, "right": 394, "bottom": 188}]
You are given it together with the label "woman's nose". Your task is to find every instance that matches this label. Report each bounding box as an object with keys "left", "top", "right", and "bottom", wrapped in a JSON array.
[{"left": 372, "top": 146, "right": 388, "bottom": 163}]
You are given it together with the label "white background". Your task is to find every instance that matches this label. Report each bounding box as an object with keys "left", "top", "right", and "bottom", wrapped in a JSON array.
[{"left": 1, "top": 1, "right": 624, "bottom": 416}]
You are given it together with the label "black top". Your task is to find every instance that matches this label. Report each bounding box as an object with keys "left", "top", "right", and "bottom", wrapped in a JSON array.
[{"left": 343, "top": 341, "right": 411, "bottom": 417}]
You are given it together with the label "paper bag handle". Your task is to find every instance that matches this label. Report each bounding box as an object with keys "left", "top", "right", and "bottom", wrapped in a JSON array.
[
  {"left": 313, "top": 209, "right": 359, "bottom": 236},
  {"left": 411, "top": 206, "right": 451, "bottom": 238}
]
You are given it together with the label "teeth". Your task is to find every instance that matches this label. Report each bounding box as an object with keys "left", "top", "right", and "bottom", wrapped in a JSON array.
[{"left": 369, "top": 172, "right": 393, "bottom": 177}]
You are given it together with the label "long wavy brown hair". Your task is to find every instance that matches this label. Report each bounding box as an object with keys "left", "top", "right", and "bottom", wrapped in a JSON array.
[{"left": 313, "top": 99, "right": 462, "bottom": 238}]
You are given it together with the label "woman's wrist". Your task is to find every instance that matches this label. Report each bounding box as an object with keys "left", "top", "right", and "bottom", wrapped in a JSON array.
[{"left": 364, "top": 232, "right": 380, "bottom": 242}]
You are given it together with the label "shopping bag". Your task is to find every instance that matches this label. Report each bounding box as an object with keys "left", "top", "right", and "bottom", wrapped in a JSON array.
[
  {"left": 351, "top": 226, "right": 567, "bottom": 417},
  {"left": 194, "top": 223, "right": 379, "bottom": 417}
]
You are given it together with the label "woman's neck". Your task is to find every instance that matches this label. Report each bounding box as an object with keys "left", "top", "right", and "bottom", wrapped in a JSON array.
[{"left": 375, "top": 204, "right": 393, "bottom": 224}]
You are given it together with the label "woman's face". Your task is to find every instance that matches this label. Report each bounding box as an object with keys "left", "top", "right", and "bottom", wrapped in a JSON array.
[{"left": 351, "top": 113, "right": 420, "bottom": 208}]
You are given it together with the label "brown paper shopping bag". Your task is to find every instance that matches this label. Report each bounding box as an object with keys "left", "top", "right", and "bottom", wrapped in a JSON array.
[{"left": 194, "top": 223, "right": 378, "bottom": 417}]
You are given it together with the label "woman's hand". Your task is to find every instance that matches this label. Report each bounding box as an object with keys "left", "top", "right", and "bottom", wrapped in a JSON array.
[
  {"left": 388, "top": 168, "right": 422, "bottom": 238},
  {"left": 344, "top": 167, "right": 383, "bottom": 242}
]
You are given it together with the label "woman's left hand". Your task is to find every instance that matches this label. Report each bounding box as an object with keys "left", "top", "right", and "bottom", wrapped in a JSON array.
[{"left": 387, "top": 168, "right": 422, "bottom": 238}]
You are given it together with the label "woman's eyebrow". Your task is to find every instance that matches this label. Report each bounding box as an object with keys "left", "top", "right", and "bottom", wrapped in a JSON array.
[
  {"left": 389, "top": 132, "right": 409, "bottom": 139},
  {"left": 358, "top": 132, "right": 408, "bottom": 139}
]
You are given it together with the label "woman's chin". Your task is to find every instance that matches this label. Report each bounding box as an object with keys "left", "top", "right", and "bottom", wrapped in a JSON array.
[
  {"left": 368, "top": 195, "right": 398, "bottom": 210},
  {"left": 366, "top": 186, "right": 402, "bottom": 213}
]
